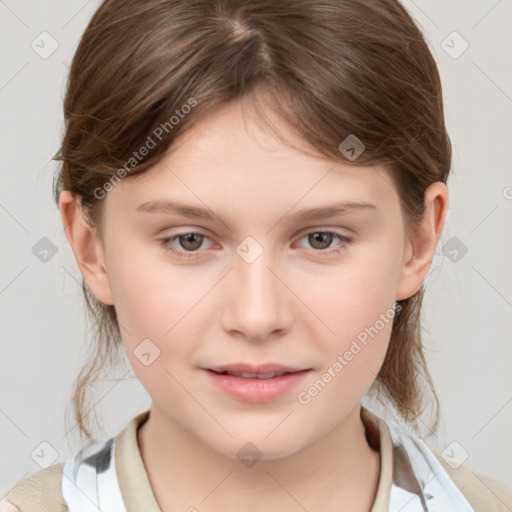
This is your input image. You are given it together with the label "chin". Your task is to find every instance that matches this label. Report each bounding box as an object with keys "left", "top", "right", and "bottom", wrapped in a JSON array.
[{"left": 202, "top": 429, "right": 307, "bottom": 464}]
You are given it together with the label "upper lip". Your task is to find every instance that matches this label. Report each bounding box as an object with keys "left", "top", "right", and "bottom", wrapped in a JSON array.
[{"left": 206, "top": 363, "right": 310, "bottom": 374}]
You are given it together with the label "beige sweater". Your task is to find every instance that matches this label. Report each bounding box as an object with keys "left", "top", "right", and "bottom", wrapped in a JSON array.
[{"left": 2, "top": 407, "right": 511, "bottom": 511}]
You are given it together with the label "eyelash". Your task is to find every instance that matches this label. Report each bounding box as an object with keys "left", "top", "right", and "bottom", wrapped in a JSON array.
[{"left": 157, "top": 230, "right": 352, "bottom": 260}]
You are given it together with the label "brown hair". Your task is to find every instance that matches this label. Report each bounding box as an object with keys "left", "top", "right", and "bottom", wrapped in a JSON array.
[{"left": 53, "top": 0, "right": 451, "bottom": 441}]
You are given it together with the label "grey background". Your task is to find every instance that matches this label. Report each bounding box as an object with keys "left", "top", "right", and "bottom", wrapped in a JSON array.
[{"left": 1, "top": 0, "right": 511, "bottom": 497}]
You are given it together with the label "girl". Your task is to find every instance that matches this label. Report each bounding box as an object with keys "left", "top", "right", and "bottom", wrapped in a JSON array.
[{"left": 2, "top": 0, "right": 511, "bottom": 510}]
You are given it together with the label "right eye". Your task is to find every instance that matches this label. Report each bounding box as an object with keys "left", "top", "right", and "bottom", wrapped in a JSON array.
[{"left": 158, "top": 231, "right": 213, "bottom": 259}]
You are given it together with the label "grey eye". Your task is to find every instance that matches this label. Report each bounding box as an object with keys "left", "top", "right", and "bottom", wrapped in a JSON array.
[
  {"left": 307, "top": 232, "right": 336, "bottom": 250},
  {"left": 176, "top": 233, "right": 205, "bottom": 251}
]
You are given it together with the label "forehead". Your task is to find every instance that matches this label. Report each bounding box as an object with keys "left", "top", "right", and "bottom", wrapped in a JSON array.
[{"left": 107, "top": 98, "right": 398, "bottom": 217}]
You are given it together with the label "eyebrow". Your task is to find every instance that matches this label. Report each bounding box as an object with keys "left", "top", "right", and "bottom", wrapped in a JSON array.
[{"left": 135, "top": 199, "right": 378, "bottom": 224}]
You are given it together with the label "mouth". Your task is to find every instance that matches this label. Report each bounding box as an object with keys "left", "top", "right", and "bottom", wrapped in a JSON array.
[
  {"left": 202, "top": 363, "right": 312, "bottom": 402},
  {"left": 206, "top": 362, "right": 310, "bottom": 377},
  {"left": 208, "top": 369, "right": 293, "bottom": 379}
]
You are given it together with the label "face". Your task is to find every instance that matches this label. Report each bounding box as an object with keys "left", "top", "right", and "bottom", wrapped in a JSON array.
[{"left": 97, "top": 98, "right": 411, "bottom": 460}]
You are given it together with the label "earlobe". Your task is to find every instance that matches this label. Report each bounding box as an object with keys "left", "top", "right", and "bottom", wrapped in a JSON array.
[
  {"left": 59, "top": 191, "right": 115, "bottom": 306},
  {"left": 396, "top": 182, "right": 449, "bottom": 301}
]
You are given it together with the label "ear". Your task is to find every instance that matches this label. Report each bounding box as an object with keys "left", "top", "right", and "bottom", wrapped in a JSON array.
[
  {"left": 396, "top": 181, "right": 449, "bottom": 301},
  {"left": 59, "top": 190, "right": 115, "bottom": 305}
]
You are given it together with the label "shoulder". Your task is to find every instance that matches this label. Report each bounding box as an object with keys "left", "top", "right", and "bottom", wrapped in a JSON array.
[
  {"left": 428, "top": 442, "right": 512, "bottom": 511},
  {"left": 0, "top": 462, "right": 67, "bottom": 512}
]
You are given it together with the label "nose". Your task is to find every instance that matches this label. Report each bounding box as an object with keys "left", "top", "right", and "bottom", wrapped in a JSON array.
[{"left": 220, "top": 239, "right": 292, "bottom": 342}]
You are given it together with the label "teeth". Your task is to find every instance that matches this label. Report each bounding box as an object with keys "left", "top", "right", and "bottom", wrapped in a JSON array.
[{"left": 225, "top": 371, "right": 286, "bottom": 379}]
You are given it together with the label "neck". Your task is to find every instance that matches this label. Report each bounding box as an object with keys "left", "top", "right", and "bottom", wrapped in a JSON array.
[{"left": 138, "top": 403, "right": 380, "bottom": 512}]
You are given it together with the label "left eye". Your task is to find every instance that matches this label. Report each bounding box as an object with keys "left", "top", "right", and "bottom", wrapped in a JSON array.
[
  {"left": 296, "top": 231, "right": 351, "bottom": 252},
  {"left": 158, "top": 230, "right": 351, "bottom": 259}
]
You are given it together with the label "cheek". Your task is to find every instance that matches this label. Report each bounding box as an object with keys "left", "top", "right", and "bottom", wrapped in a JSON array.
[
  {"left": 305, "top": 254, "right": 398, "bottom": 378},
  {"left": 106, "top": 247, "right": 213, "bottom": 380},
  {"left": 108, "top": 257, "right": 194, "bottom": 401},
  {"left": 106, "top": 237, "right": 189, "bottom": 330},
  {"left": 311, "top": 252, "right": 397, "bottom": 328},
  {"left": 297, "top": 294, "right": 395, "bottom": 415},
  {"left": 104, "top": 250, "right": 180, "bottom": 365}
]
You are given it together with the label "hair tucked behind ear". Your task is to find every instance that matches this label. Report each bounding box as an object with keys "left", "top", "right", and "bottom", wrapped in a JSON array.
[{"left": 53, "top": 0, "right": 450, "bottom": 441}]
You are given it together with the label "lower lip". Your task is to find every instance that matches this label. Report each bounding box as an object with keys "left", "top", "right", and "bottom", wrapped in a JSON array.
[{"left": 203, "top": 369, "right": 311, "bottom": 403}]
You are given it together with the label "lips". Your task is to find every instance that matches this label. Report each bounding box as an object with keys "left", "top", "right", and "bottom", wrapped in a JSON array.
[
  {"left": 207, "top": 363, "right": 309, "bottom": 378},
  {"left": 203, "top": 363, "right": 312, "bottom": 402}
]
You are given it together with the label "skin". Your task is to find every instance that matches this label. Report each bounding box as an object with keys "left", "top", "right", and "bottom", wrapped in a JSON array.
[{"left": 59, "top": 95, "right": 448, "bottom": 511}]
